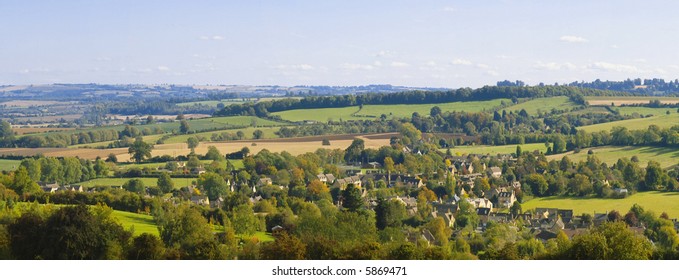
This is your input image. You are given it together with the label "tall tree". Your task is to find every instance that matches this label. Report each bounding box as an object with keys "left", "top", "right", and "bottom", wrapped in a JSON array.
[
  {"left": 179, "top": 120, "right": 190, "bottom": 134},
  {"left": 341, "top": 184, "right": 364, "bottom": 212},
  {"left": 157, "top": 172, "right": 175, "bottom": 194},
  {"left": 187, "top": 137, "right": 199, "bottom": 153},
  {"left": 128, "top": 137, "right": 153, "bottom": 163}
]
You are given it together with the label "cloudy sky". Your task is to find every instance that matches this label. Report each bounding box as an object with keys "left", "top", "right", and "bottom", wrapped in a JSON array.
[{"left": 1, "top": 0, "right": 678, "bottom": 88}]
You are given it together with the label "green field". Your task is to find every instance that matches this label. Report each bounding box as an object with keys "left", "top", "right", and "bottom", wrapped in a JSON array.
[
  {"left": 503, "top": 96, "right": 578, "bottom": 116},
  {"left": 272, "top": 106, "right": 369, "bottom": 123},
  {"left": 0, "top": 159, "right": 20, "bottom": 171},
  {"left": 522, "top": 191, "right": 679, "bottom": 218},
  {"left": 443, "top": 143, "right": 549, "bottom": 156},
  {"left": 80, "top": 177, "right": 197, "bottom": 188},
  {"left": 358, "top": 99, "right": 510, "bottom": 119},
  {"left": 614, "top": 106, "right": 675, "bottom": 117},
  {"left": 547, "top": 146, "right": 679, "bottom": 168},
  {"left": 579, "top": 113, "right": 679, "bottom": 133},
  {"left": 177, "top": 97, "right": 300, "bottom": 108},
  {"left": 111, "top": 210, "right": 159, "bottom": 236}
]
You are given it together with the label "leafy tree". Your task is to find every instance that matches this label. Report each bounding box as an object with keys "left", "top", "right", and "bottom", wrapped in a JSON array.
[
  {"left": 456, "top": 199, "right": 479, "bottom": 229},
  {"left": 128, "top": 137, "right": 153, "bottom": 163},
  {"left": 375, "top": 197, "right": 407, "bottom": 230},
  {"left": 644, "top": 160, "right": 666, "bottom": 190},
  {"left": 187, "top": 137, "right": 199, "bottom": 153},
  {"left": 231, "top": 203, "right": 260, "bottom": 235},
  {"left": 106, "top": 153, "right": 118, "bottom": 163},
  {"left": 127, "top": 233, "right": 165, "bottom": 260},
  {"left": 344, "top": 139, "right": 365, "bottom": 164},
  {"left": 524, "top": 173, "right": 548, "bottom": 197},
  {"left": 186, "top": 155, "right": 201, "bottom": 170},
  {"left": 341, "top": 184, "right": 364, "bottom": 212},
  {"left": 157, "top": 172, "right": 175, "bottom": 194},
  {"left": 156, "top": 205, "right": 222, "bottom": 259},
  {"left": 198, "top": 172, "right": 229, "bottom": 200},
  {"left": 260, "top": 231, "right": 306, "bottom": 260},
  {"left": 146, "top": 115, "right": 155, "bottom": 124},
  {"left": 236, "top": 131, "right": 245, "bottom": 140},
  {"left": 253, "top": 129, "right": 264, "bottom": 139},
  {"left": 205, "top": 146, "right": 223, "bottom": 161},
  {"left": 179, "top": 119, "right": 190, "bottom": 134},
  {"left": 123, "top": 178, "right": 145, "bottom": 194},
  {"left": 11, "top": 166, "right": 40, "bottom": 195}
]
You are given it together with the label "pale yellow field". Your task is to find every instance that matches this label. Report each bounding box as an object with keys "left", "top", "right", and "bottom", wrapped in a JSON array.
[
  {"left": 0, "top": 133, "right": 393, "bottom": 161},
  {"left": 586, "top": 97, "right": 679, "bottom": 106}
]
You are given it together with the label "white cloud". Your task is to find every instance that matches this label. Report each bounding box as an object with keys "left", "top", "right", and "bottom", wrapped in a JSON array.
[
  {"left": 199, "top": 35, "right": 224, "bottom": 41},
  {"left": 443, "top": 6, "right": 456, "bottom": 12},
  {"left": 375, "top": 50, "right": 395, "bottom": 57},
  {"left": 634, "top": 58, "right": 647, "bottom": 63},
  {"left": 669, "top": 65, "right": 679, "bottom": 70},
  {"left": 274, "top": 64, "right": 314, "bottom": 70},
  {"left": 157, "top": 66, "right": 170, "bottom": 72},
  {"left": 486, "top": 70, "right": 499, "bottom": 76},
  {"left": 560, "top": 35, "right": 588, "bottom": 43},
  {"left": 586, "top": 62, "right": 642, "bottom": 73},
  {"left": 611, "top": 44, "right": 620, "bottom": 49},
  {"left": 425, "top": 61, "right": 437, "bottom": 66},
  {"left": 451, "top": 58, "right": 472, "bottom": 65},
  {"left": 533, "top": 61, "right": 577, "bottom": 71},
  {"left": 340, "top": 63, "right": 375, "bottom": 70},
  {"left": 475, "top": 63, "right": 490, "bottom": 69},
  {"left": 390, "top": 61, "right": 409, "bottom": 68}
]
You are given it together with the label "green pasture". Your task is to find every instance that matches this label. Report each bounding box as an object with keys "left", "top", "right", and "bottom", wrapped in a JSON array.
[
  {"left": 0, "top": 159, "right": 20, "bottom": 171},
  {"left": 546, "top": 146, "right": 679, "bottom": 168},
  {"left": 359, "top": 99, "right": 510, "bottom": 119},
  {"left": 522, "top": 191, "right": 679, "bottom": 219},
  {"left": 442, "top": 143, "right": 549, "bottom": 156},
  {"left": 503, "top": 96, "right": 578, "bottom": 116},
  {"left": 578, "top": 113, "right": 679, "bottom": 133},
  {"left": 272, "top": 106, "right": 369, "bottom": 123}
]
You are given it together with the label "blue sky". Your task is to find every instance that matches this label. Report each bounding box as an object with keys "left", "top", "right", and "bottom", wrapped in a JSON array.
[{"left": 1, "top": 0, "right": 678, "bottom": 87}]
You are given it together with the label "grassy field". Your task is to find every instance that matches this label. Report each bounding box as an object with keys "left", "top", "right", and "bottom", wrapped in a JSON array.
[
  {"left": 272, "top": 99, "right": 510, "bottom": 123},
  {"left": 0, "top": 159, "right": 20, "bottom": 171},
  {"left": 80, "top": 177, "right": 198, "bottom": 188},
  {"left": 614, "top": 106, "right": 675, "bottom": 116},
  {"left": 503, "top": 96, "right": 578, "bottom": 116},
  {"left": 586, "top": 96, "right": 679, "bottom": 106},
  {"left": 442, "top": 143, "right": 549, "bottom": 156},
  {"left": 272, "top": 106, "right": 369, "bottom": 123},
  {"left": 522, "top": 191, "right": 679, "bottom": 218},
  {"left": 579, "top": 113, "right": 679, "bottom": 132},
  {"left": 24, "top": 116, "right": 285, "bottom": 139},
  {"left": 547, "top": 146, "right": 679, "bottom": 168},
  {"left": 111, "top": 210, "right": 159, "bottom": 236},
  {"left": 358, "top": 99, "right": 510, "bottom": 119}
]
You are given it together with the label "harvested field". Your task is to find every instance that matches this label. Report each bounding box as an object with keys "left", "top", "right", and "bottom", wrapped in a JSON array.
[{"left": 586, "top": 96, "right": 679, "bottom": 106}]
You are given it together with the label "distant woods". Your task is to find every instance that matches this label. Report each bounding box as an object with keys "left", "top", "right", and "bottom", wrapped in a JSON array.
[{"left": 214, "top": 86, "right": 620, "bottom": 117}]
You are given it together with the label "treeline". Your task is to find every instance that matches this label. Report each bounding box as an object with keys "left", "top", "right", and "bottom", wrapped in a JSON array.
[
  {"left": 568, "top": 78, "right": 679, "bottom": 95},
  {"left": 11, "top": 125, "right": 164, "bottom": 148},
  {"left": 214, "top": 86, "right": 622, "bottom": 117}
]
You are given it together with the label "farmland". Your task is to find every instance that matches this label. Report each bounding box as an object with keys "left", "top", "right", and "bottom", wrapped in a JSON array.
[
  {"left": 586, "top": 96, "right": 679, "bottom": 106},
  {"left": 0, "top": 159, "right": 20, "bottom": 171},
  {"left": 159, "top": 126, "right": 283, "bottom": 144},
  {"left": 111, "top": 210, "right": 159, "bottom": 236},
  {"left": 442, "top": 143, "right": 549, "bottom": 156},
  {"left": 522, "top": 191, "right": 679, "bottom": 218},
  {"left": 503, "top": 96, "right": 578, "bottom": 116},
  {"left": 547, "top": 146, "right": 679, "bottom": 168},
  {"left": 272, "top": 106, "right": 368, "bottom": 123},
  {"left": 358, "top": 99, "right": 510, "bottom": 119},
  {"left": 578, "top": 113, "right": 679, "bottom": 132}
]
